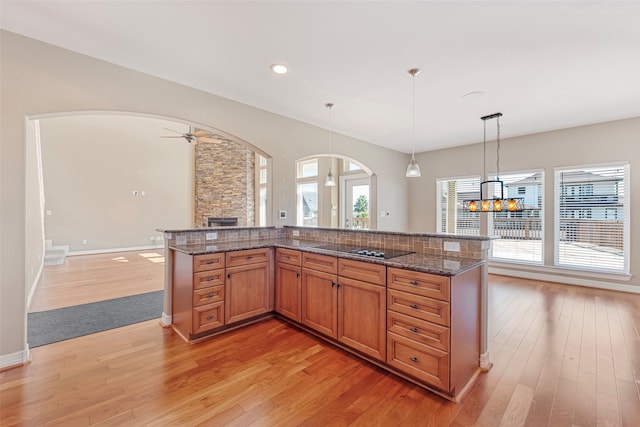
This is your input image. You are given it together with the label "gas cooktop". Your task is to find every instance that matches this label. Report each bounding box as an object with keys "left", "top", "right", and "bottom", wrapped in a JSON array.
[{"left": 315, "top": 244, "right": 414, "bottom": 260}]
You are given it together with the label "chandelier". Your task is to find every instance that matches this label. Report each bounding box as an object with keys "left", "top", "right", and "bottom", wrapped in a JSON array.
[{"left": 463, "top": 113, "right": 524, "bottom": 213}]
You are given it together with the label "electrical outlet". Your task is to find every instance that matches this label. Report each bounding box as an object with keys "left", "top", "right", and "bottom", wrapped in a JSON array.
[
  {"left": 206, "top": 232, "right": 218, "bottom": 241},
  {"left": 292, "top": 230, "right": 300, "bottom": 237},
  {"left": 82, "top": 239, "right": 88, "bottom": 245},
  {"left": 444, "top": 241, "right": 460, "bottom": 252}
]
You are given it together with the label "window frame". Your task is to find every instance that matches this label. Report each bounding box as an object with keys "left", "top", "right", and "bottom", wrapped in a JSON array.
[{"left": 553, "top": 162, "right": 630, "bottom": 274}]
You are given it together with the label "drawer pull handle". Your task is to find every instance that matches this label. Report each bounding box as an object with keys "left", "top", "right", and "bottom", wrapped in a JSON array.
[
  {"left": 284, "top": 255, "right": 290, "bottom": 259},
  {"left": 206, "top": 315, "right": 213, "bottom": 320},
  {"left": 410, "top": 327, "right": 419, "bottom": 333},
  {"left": 247, "top": 256, "right": 253, "bottom": 259},
  {"left": 410, "top": 280, "right": 419, "bottom": 285},
  {"left": 206, "top": 294, "right": 213, "bottom": 298},
  {"left": 206, "top": 260, "right": 214, "bottom": 264},
  {"left": 410, "top": 357, "right": 419, "bottom": 363},
  {"left": 296, "top": 272, "right": 300, "bottom": 278},
  {"left": 331, "top": 281, "right": 336, "bottom": 288},
  {"left": 207, "top": 277, "right": 214, "bottom": 281},
  {"left": 410, "top": 304, "right": 419, "bottom": 309}
]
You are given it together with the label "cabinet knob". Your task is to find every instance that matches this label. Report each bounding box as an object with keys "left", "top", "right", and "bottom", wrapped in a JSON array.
[
  {"left": 296, "top": 272, "right": 300, "bottom": 278},
  {"left": 227, "top": 273, "right": 231, "bottom": 279},
  {"left": 410, "top": 357, "right": 419, "bottom": 363},
  {"left": 331, "top": 281, "right": 336, "bottom": 288},
  {"left": 284, "top": 255, "right": 290, "bottom": 259},
  {"left": 410, "top": 304, "right": 419, "bottom": 310},
  {"left": 410, "top": 327, "right": 418, "bottom": 333},
  {"left": 410, "top": 280, "right": 419, "bottom": 285}
]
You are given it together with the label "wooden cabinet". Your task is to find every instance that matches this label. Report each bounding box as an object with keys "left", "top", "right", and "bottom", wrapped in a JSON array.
[
  {"left": 301, "top": 254, "right": 386, "bottom": 361},
  {"left": 225, "top": 248, "right": 273, "bottom": 325},
  {"left": 275, "top": 248, "right": 302, "bottom": 322},
  {"left": 172, "top": 251, "right": 226, "bottom": 341},
  {"left": 301, "top": 254, "right": 338, "bottom": 338},
  {"left": 386, "top": 266, "right": 480, "bottom": 395}
]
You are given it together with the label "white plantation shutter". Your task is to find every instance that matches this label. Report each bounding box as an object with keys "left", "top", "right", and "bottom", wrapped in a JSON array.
[{"left": 554, "top": 164, "right": 629, "bottom": 273}]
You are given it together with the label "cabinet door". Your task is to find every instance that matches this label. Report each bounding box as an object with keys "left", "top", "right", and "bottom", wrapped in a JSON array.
[
  {"left": 301, "top": 268, "right": 338, "bottom": 339},
  {"left": 275, "top": 262, "right": 301, "bottom": 322},
  {"left": 225, "top": 262, "right": 271, "bottom": 324},
  {"left": 338, "top": 276, "right": 386, "bottom": 361}
]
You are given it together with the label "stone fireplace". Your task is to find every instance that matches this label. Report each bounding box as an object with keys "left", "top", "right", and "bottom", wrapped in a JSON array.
[{"left": 195, "top": 139, "right": 255, "bottom": 227}]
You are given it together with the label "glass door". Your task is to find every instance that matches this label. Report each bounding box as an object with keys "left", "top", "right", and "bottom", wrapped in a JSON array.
[{"left": 343, "top": 177, "right": 370, "bottom": 229}]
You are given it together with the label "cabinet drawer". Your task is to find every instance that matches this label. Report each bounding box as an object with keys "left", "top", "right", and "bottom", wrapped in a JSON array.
[
  {"left": 387, "top": 332, "right": 449, "bottom": 391},
  {"left": 388, "top": 289, "right": 450, "bottom": 327},
  {"left": 387, "top": 311, "right": 450, "bottom": 352},
  {"left": 338, "top": 258, "right": 386, "bottom": 286},
  {"left": 193, "top": 285, "right": 225, "bottom": 307},
  {"left": 302, "top": 252, "right": 338, "bottom": 274},
  {"left": 193, "top": 302, "right": 224, "bottom": 334},
  {"left": 193, "top": 270, "right": 225, "bottom": 290},
  {"left": 193, "top": 253, "right": 225, "bottom": 273},
  {"left": 388, "top": 268, "right": 450, "bottom": 302},
  {"left": 226, "top": 248, "right": 271, "bottom": 267},
  {"left": 275, "top": 248, "right": 302, "bottom": 266}
]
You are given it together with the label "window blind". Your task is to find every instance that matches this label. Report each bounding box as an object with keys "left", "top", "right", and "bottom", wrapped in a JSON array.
[
  {"left": 437, "top": 177, "right": 480, "bottom": 235},
  {"left": 489, "top": 171, "right": 544, "bottom": 263},
  {"left": 554, "top": 164, "right": 629, "bottom": 273}
]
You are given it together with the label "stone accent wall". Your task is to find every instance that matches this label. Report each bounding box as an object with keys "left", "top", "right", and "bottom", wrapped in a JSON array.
[{"left": 194, "top": 140, "right": 255, "bottom": 227}]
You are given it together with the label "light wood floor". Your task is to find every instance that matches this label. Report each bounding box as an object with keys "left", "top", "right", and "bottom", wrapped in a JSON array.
[
  {"left": 4, "top": 275, "right": 640, "bottom": 426},
  {"left": 29, "top": 250, "right": 165, "bottom": 312}
]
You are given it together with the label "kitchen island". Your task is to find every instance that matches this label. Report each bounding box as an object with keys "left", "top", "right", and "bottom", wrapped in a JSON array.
[{"left": 160, "top": 226, "right": 492, "bottom": 401}]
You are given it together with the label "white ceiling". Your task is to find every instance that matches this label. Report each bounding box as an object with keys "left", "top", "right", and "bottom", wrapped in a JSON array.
[{"left": 2, "top": 1, "right": 640, "bottom": 154}]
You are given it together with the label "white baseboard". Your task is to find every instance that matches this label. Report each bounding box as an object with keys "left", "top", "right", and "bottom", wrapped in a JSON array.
[
  {"left": 0, "top": 347, "right": 30, "bottom": 370},
  {"left": 161, "top": 312, "right": 172, "bottom": 326},
  {"left": 68, "top": 244, "right": 164, "bottom": 256},
  {"left": 479, "top": 351, "right": 492, "bottom": 370},
  {"left": 489, "top": 266, "right": 640, "bottom": 294}
]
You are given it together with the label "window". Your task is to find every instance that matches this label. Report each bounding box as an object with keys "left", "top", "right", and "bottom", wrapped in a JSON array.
[
  {"left": 297, "top": 159, "right": 318, "bottom": 179},
  {"left": 488, "top": 171, "right": 544, "bottom": 263},
  {"left": 255, "top": 154, "right": 270, "bottom": 226},
  {"left": 343, "top": 160, "right": 362, "bottom": 173},
  {"left": 555, "top": 163, "right": 629, "bottom": 273},
  {"left": 297, "top": 182, "right": 318, "bottom": 226},
  {"left": 437, "top": 177, "right": 481, "bottom": 235}
]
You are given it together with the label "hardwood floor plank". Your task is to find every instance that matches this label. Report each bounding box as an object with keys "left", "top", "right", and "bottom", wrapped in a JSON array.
[{"left": 4, "top": 263, "right": 640, "bottom": 427}]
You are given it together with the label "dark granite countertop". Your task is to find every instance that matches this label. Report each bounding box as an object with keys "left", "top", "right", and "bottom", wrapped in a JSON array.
[{"left": 170, "top": 238, "right": 484, "bottom": 277}]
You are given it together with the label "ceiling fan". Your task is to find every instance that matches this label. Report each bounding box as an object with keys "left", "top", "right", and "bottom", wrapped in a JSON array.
[{"left": 161, "top": 126, "right": 224, "bottom": 144}]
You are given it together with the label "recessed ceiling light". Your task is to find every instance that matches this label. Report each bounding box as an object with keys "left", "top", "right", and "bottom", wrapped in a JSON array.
[
  {"left": 462, "top": 91, "right": 484, "bottom": 100},
  {"left": 270, "top": 64, "right": 288, "bottom": 74}
]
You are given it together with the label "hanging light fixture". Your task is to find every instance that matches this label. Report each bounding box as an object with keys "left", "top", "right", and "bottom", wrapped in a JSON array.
[
  {"left": 463, "top": 113, "right": 524, "bottom": 213},
  {"left": 324, "top": 102, "right": 336, "bottom": 187},
  {"left": 405, "top": 68, "right": 421, "bottom": 177}
]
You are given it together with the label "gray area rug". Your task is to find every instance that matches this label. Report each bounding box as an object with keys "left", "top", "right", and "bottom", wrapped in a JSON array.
[{"left": 28, "top": 290, "right": 163, "bottom": 347}]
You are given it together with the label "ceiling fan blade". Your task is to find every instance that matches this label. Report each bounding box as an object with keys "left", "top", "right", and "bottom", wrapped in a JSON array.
[
  {"left": 163, "top": 127, "right": 184, "bottom": 135},
  {"left": 160, "top": 135, "right": 185, "bottom": 138},
  {"left": 193, "top": 130, "right": 209, "bottom": 137}
]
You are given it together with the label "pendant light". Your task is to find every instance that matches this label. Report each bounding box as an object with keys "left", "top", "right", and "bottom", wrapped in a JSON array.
[
  {"left": 464, "top": 113, "right": 524, "bottom": 213},
  {"left": 405, "top": 68, "right": 422, "bottom": 177},
  {"left": 324, "top": 102, "right": 336, "bottom": 187}
]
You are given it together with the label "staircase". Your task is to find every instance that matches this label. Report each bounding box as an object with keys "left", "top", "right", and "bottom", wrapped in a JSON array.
[{"left": 44, "top": 240, "right": 69, "bottom": 266}]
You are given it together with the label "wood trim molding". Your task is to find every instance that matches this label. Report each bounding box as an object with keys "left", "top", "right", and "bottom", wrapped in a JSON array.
[{"left": 0, "top": 347, "right": 30, "bottom": 371}]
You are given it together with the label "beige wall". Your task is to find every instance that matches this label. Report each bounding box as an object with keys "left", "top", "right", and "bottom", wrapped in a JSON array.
[
  {"left": 39, "top": 115, "right": 193, "bottom": 252},
  {"left": 0, "top": 31, "right": 409, "bottom": 361},
  {"left": 409, "top": 117, "right": 640, "bottom": 288}
]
